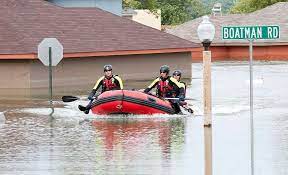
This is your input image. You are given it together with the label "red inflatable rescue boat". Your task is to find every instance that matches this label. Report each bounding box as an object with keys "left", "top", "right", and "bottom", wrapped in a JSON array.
[{"left": 90, "top": 90, "right": 175, "bottom": 115}]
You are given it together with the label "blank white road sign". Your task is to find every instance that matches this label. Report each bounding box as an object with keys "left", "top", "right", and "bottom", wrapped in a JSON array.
[{"left": 38, "top": 38, "right": 63, "bottom": 66}]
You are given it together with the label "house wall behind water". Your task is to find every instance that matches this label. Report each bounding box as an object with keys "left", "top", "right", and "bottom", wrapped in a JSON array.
[
  {"left": 47, "top": 0, "right": 122, "bottom": 16},
  {"left": 191, "top": 45, "right": 288, "bottom": 62},
  {"left": 0, "top": 52, "right": 192, "bottom": 99},
  {"left": 0, "top": 60, "right": 31, "bottom": 99}
]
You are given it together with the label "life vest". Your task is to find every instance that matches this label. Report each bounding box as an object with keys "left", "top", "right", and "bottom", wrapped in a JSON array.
[
  {"left": 102, "top": 76, "right": 118, "bottom": 92},
  {"left": 171, "top": 81, "right": 186, "bottom": 97},
  {"left": 157, "top": 78, "right": 173, "bottom": 97}
]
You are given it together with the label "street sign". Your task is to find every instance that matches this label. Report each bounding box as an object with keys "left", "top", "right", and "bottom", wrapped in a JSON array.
[
  {"left": 38, "top": 38, "right": 63, "bottom": 115},
  {"left": 222, "top": 25, "right": 280, "bottom": 40},
  {"left": 38, "top": 38, "right": 63, "bottom": 66}
]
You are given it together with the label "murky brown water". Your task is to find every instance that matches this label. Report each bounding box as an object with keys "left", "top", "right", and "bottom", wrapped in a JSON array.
[{"left": 0, "top": 62, "right": 287, "bottom": 175}]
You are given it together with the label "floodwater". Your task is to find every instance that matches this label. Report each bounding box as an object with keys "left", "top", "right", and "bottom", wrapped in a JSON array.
[{"left": 0, "top": 61, "right": 287, "bottom": 175}]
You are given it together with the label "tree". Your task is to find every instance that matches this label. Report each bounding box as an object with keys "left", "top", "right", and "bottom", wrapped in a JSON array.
[
  {"left": 123, "top": 0, "right": 142, "bottom": 9},
  {"left": 160, "top": 0, "right": 207, "bottom": 25},
  {"left": 123, "top": 0, "right": 158, "bottom": 10},
  {"left": 230, "top": 0, "right": 288, "bottom": 14},
  {"left": 123, "top": 0, "right": 207, "bottom": 25}
]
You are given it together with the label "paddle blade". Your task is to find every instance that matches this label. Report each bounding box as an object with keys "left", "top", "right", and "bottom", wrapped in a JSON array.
[{"left": 62, "top": 96, "right": 80, "bottom": 102}]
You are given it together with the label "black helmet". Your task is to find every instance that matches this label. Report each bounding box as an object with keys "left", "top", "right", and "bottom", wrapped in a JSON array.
[
  {"left": 160, "top": 65, "right": 170, "bottom": 74},
  {"left": 173, "top": 70, "right": 182, "bottom": 77},
  {"left": 104, "top": 64, "right": 112, "bottom": 72}
]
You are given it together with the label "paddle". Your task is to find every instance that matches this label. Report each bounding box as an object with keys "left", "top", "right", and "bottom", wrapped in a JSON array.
[
  {"left": 164, "top": 97, "right": 196, "bottom": 101},
  {"left": 61, "top": 96, "right": 95, "bottom": 114},
  {"left": 165, "top": 98, "right": 194, "bottom": 114},
  {"left": 62, "top": 92, "right": 99, "bottom": 103},
  {"left": 62, "top": 95, "right": 96, "bottom": 114},
  {"left": 142, "top": 91, "right": 196, "bottom": 101},
  {"left": 62, "top": 95, "right": 80, "bottom": 102},
  {"left": 181, "top": 105, "right": 194, "bottom": 114}
]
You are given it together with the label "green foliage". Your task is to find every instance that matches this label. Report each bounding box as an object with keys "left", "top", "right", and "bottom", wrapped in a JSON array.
[
  {"left": 123, "top": 0, "right": 159, "bottom": 15},
  {"left": 160, "top": 0, "right": 207, "bottom": 25},
  {"left": 123, "top": 0, "right": 142, "bottom": 9},
  {"left": 230, "top": 0, "right": 288, "bottom": 14},
  {"left": 123, "top": 0, "right": 158, "bottom": 9},
  {"left": 123, "top": 0, "right": 207, "bottom": 25}
]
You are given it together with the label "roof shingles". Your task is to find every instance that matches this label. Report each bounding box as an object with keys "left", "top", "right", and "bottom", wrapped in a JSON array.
[{"left": 0, "top": 0, "right": 198, "bottom": 55}]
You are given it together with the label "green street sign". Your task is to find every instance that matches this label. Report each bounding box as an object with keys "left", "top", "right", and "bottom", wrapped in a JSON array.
[{"left": 222, "top": 25, "right": 280, "bottom": 40}]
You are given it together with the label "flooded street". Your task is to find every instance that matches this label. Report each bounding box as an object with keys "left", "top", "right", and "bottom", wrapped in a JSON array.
[{"left": 0, "top": 61, "right": 288, "bottom": 175}]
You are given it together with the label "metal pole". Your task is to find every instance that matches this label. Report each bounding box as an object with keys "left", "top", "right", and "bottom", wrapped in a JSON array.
[
  {"left": 249, "top": 39, "right": 254, "bottom": 175},
  {"left": 49, "top": 47, "right": 54, "bottom": 116},
  {"left": 49, "top": 47, "right": 52, "bottom": 105}
]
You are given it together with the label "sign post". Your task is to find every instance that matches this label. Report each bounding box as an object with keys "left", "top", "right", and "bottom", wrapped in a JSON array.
[
  {"left": 222, "top": 25, "right": 280, "bottom": 175},
  {"left": 49, "top": 47, "right": 53, "bottom": 112},
  {"left": 38, "top": 38, "right": 63, "bottom": 116},
  {"left": 248, "top": 39, "right": 254, "bottom": 175}
]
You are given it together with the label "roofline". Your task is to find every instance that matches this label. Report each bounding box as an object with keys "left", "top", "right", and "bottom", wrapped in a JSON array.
[
  {"left": 0, "top": 48, "right": 201, "bottom": 60},
  {"left": 0, "top": 54, "right": 37, "bottom": 59},
  {"left": 212, "top": 42, "right": 288, "bottom": 46}
]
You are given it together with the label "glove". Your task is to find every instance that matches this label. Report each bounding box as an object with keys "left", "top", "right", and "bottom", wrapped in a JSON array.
[
  {"left": 179, "top": 95, "right": 185, "bottom": 101},
  {"left": 143, "top": 88, "right": 150, "bottom": 94},
  {"left": 179, "top": 101, "right": 187, "bottom": 106}
]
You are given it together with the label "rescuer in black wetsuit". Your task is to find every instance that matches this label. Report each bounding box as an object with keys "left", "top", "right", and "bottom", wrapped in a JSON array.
[
  {"left": 87, "top": 64, "right": 123, "bottom": 100},
  {"left": 172, "top": 70, "right": 186, "bottom": 98},
  {"left": 144, "top": 65, "right": 185, "bottom": 113},
  {"left": 172, "top": 70, "right": 193, "bottom": 114},
  {"left": 79, "top": 64, "right": 123, "bottom": 114}
]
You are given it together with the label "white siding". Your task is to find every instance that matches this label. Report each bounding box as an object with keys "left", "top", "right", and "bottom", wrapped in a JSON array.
[{"left": 132, "top": 10, "right": 161, "bottom": 30}]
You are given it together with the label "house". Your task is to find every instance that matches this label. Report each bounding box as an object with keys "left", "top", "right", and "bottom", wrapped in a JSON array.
[
  {"left": 48, "top": 0, "right": 162, "bottom": 29},
  {"left": 46, "top": 0, "right": 122, "bottom": 16},
  {"left": 166, "top": 2, "right": 288, "bottom": 61},
  {"left": 212, "top": 3, "right": 222, "bottom": 16},
  {"left": 122, "top": 9, "right": 161, "bottom": 30},
  {"left": 0, "top": 0, "right": 199, "bottom": 98}
]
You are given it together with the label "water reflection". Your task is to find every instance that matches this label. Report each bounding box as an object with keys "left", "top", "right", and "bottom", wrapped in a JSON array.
[
  {"left": 0, "top": 112, "right": 187, "bottom": 174},
  {"left": 0, "top": 112, "right": 5, "bottom": 125},
  {"left": 91, "top": 118, "right": 186, "bottom": 162},
  {"left": 204, "top": 126, "right": 212, "bottom": 175}
]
